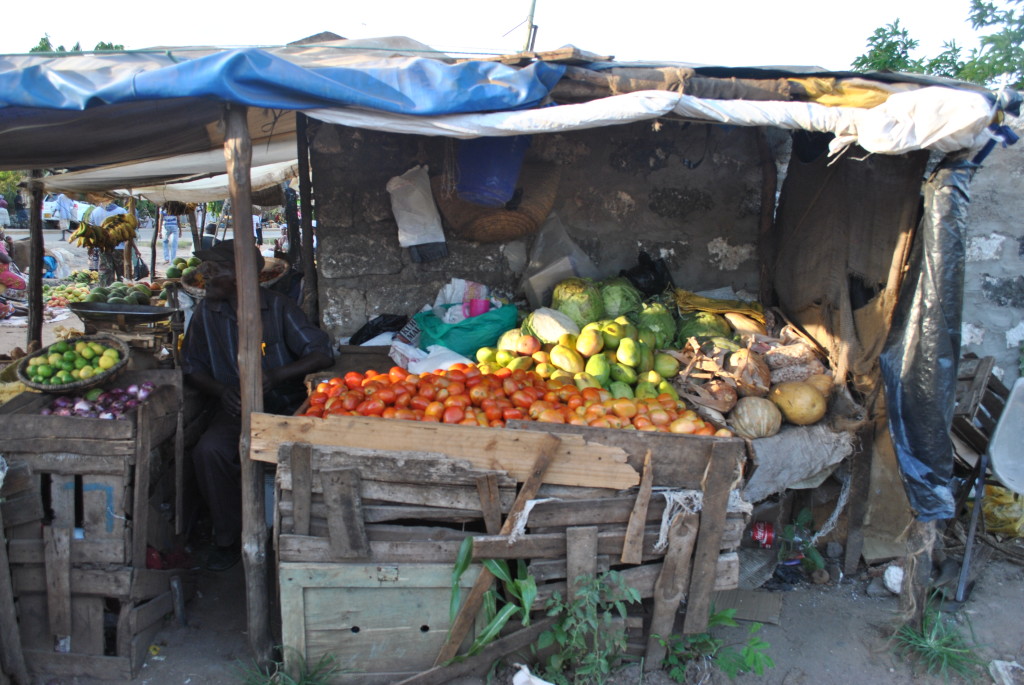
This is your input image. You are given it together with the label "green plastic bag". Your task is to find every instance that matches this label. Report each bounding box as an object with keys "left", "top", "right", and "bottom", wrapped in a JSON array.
[{"left": 414, "top": 304, "right": 518, "bottom": 358}]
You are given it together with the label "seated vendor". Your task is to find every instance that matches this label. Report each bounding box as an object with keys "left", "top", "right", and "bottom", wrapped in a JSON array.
[
  {"left": 0, "top": 228, "right": 28, "bottom": 298},
  {"left": 181, "top": 240, "right": 333, "bottom": 571}
]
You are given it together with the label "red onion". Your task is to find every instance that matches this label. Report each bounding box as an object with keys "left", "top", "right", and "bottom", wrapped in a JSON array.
[
  {"left": 54, "top": 407, "right": 73, "bottom": 417},
  {"left": 98, "top": 411, "right": 115, "bottom": 420},
  {"left": 136, "top": 387, "right": 151, "bottom": 401},
  {"left": 40, "top": 407, "right": 53, "bottom": 415},
  {"left": 96, "top": 392, "right": 113, "bottom": 405},
  {"left": 126, "top": 384, "right": 140, "bottom": 397},
  {"left": 73, "top": 399, "right": 95, "bottom": 414},
  {"left": 123, "top": 399, "right": 139, "bottom": 409},
  {"left": 52, "top": 396, "right": 74, "bottom": 409}
]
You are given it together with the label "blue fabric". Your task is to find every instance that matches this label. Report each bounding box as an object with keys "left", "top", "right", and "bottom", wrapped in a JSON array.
[{"left": 0, "top": 48, "right": 565, "bottom": 115}]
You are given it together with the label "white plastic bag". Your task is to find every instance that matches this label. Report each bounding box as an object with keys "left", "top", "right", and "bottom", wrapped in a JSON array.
[{"left": 386, "top": 165, "right": 446, "bottom": 248}]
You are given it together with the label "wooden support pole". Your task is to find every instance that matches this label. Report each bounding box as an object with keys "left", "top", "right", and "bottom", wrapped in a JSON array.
[
  {"left": 435, "top": 434, "right": 561, "bottom": 666},
  {"left": 645, "top": 513, "right": 698, "bottom": 670},
  {"left": 26, "top": 171, "right": 44, "bottom": 350},
  {"left": 683, "top": 442, "right": 740, "bottom": 634},
  {"left": 151, "top": 206, "right": 160, "bottom": 281},
  {"left": 224, "top": 103, "right": 272, "bottom": 665},
  {"left": 187, "top": 206, "right": 201, "bottom": 253},
  {"left": 295, "top": 114, "right": 318, "bottom": 322},
  {"left": 621, "top": 450, "right": 654, "bottom": 565}
]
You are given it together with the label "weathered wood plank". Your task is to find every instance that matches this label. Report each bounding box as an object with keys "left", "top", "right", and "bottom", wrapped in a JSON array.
[
  {"left": 5, "top": 452, "right": 131, "bottom": 474},
  {"left": 476, "top": 474, "right": 502, "bottom": 535},
  {"left": 44, "top": 525, "right": 72, "bottom": 648},
  {"left": 472, "top": 526, "right": 667, "bottom": 560},
  {"left": 278, "top": 536, "right": 464, "bottom": 564},
  {"left": 253, "top": 413, "right": 638, "bottom": 490},
  {"left": 0, "top": 460, "right": 32, "bottom": 497},
  {"left": 12, "top": 566, "right": 178, "bottom": 602},
  {"left": 621, "top": 451, "right": 654, "bottom": 565},
  {"left": 290, "top": 443, "right": 313, "bottom": 536},
  {"left": 279, "top": 501, "right": 495, "bottom": 525},
  {"left": 566, "top": 526, "right": 598, "bottom": 597},
  {"left": 0, "top": 504, "right": 30, "bottom": 685},
  {"left": 22, "top": 650, "right": 132, "bottom": 681},
  {"left": 8, "top": 539, "right": 127, "bottom": 565},
  {"left": 645, "top": 513, "right": 698, "bottom": 670},
  {"left": 684, "top": 441, "right": 741, "bottom": 634},
  {"left": 322, "top": 468, "right": 370, "bottom": 559},
  {"left": 507, "top": 420, "right": 744, "bottom": 489},
  {"left": 1, "top": 486, "right": 44, "bottom": 529}
]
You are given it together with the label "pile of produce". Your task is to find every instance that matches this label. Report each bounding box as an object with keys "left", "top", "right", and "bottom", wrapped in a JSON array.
[
  {"left": 69, "top": 269, "right": 99, "bottom": 285},
  {"left": 43, "top": 283, "right": 92, "bottom": 306},
  {"left": 21, "top": 339, "right": 123, "bottom": 386},
  {"left": 82, "top": 281, "right": 159, "bottom": 305},
  {"left": 469, "top": 279, "right": 836, "bottom": 439},
  {"left": 301, "top": 364, "right": 727, "bottom": 435},
  {"left": 39, "top": 381, "right": 156, "bottom": 419},
  {"left": 165, "top": 256, "right": 202, "bottom": 280}
]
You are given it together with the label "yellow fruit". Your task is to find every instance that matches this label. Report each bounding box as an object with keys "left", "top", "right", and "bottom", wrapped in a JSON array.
[
  {"left": 79, "top": 366, "right": 94, "bottom": 379},
  {"left": 98, "top": 356, "right": 116, "bottom": 371}
]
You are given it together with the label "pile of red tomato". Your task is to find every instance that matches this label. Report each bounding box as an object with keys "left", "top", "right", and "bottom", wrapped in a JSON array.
[{"left": 302, "top": 363, "right": 731, "bottom": 436}]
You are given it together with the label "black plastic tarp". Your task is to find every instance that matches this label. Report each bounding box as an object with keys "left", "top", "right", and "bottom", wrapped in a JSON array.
[{"left": 879, "top": 154, "right": 975, "bottom": 521}]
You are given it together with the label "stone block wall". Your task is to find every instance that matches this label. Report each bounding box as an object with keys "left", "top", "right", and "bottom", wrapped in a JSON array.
[
  {"left": 962, "top": 114, "right": 1024, "bottom": 384},
  {"left": 309, "top": 120, "right": 774, "bottom": 342}
]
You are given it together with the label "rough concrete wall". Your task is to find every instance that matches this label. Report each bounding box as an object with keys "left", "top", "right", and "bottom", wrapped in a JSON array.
[
  {"left": 310, "top": 120, "right": 772, "bottom": 342},
  {"left": 962, "top": 114, "right": 1024, "bottom": 384}
]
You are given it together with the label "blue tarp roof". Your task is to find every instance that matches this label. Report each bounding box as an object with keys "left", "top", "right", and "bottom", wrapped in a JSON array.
[{"left": 0, "top": 38, "right": 564, "bottom": 169}]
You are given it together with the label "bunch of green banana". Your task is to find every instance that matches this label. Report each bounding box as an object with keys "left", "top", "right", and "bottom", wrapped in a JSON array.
[{"left": 67, "top": 214, "right": 138, "bottom": 250}]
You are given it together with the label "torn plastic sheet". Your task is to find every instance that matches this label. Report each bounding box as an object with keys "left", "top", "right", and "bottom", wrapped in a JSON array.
[{"left": 879, "top": 154, "right": 976, "bottom": 521}]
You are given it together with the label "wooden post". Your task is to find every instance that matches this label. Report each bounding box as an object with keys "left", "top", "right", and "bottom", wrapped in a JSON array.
[
  {"left": 224, "top": 103, "right": 272, "bottom": 665},
  {"left": 756, "top": 128, "right": 778, "bottom": 307},
  {"left": 295, "top": 114, "right": 318, "bottom": 322},
  {"left": 151, "top": 205, "right": 160, "bottom": 280},
  {"left": 26, "top": 171, "right": 44, "bottom": 350},
  {"left": 187, "top": 206, "right": 201, "bottom": 254},
  {"left": 645, "top": 512, "right": 698, "bottom": 670}
]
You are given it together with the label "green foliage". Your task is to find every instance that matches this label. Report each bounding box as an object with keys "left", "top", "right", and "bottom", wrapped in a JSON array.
[
  {"left": 852, "top": 2, "right": 1024, "bottom": 88},
  {"left": 892, "top": 597, "right": 986, "bottom": 680},
  {"left": 235, "top": 647, "right": 342, "bottom": 685},
  {"left": 965, "top": 0, "right": 1024, "bottom": 88},
  {"left": 447, "top": 539, "right": 539, "bottom": 660},
  {"left": 535, "top": 570, "right": 641, "bottom": 685},
  {"left": 0, "top": 171, "right": 24, "bottom": 207},
  {"left": 28, "top": 35, "right": 123, "bottom": 53},
  {"left": 777, "top": 508, "right": 826, "bottom": 573},
  {"left": 851, "top": 20, "right": 925, "bottom": 73},
  {"left": 658, "top": 609, "right": 775, "bottom": 682}
]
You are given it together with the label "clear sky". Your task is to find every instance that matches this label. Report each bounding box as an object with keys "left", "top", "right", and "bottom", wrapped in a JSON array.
[{"left": 5, "top": 0, "right": 1002, "bottom": 72}]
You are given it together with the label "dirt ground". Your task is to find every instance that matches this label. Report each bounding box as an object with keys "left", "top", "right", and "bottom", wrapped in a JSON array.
[{"left": 4, "top": 234, "right": 1024, "bottom": 685}]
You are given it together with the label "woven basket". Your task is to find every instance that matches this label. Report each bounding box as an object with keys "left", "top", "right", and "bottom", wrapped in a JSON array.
[
  {"left": 432, "top": 161, "right": 560, "bottom": 243},
  {"left": 16, "top": 335, "right": 131, "bottom": 394}
]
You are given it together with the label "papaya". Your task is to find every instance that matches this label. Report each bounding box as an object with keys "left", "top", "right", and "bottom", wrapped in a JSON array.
[
  {"left": 476, "top": 346, "right": 498, "bottom": 364},
  {"left": 551, "top": 345, "right": 585, "bottom": 374},
  {"left": 575, "top": 328, "right": 604, "bottom": 358},
  {"left": 609, "top": 381, "right": 635, "bottom": 399},
  {"left": 531, "top": 350, "right": 550, "bottom": 364},
  {"left": 550, "top": 369, "right": 574, "bottom": 381},
  {"left": 616, "top": 338, "right": 640, "bottom": 368},
  {"left": 495, "top": 349, "right": 517, "bottom": 367},
  {"left": 657, "top": 380, "right": 680, "bottom": 401},
  {"left": 506, "top": 355, "right": 535, "bottom": 371},
  {"left": 600, "top": 322, "right": 626, "bottom": 350},
  {"left": 635, "top": 380, "right": 659, "bottom": 399},
  {"left": 557, "top": 333, "right": 578, "bottom": 350},
  {"left": 638, "top": 327, "right": 658, "bottom": 348},
  {"left": 653, "top": 352, "right": 681, "bottom": 379},
  {"left": 584, "top": 353, "right": 612, "bottom": 387},
  {"left": 641, "top": 370, "right": 664, "bottom": 385},
  {"left": 610, "top": 361, "right": 638, "bottom": 385},
  {"left": 637, "top": 341, "right": 655, "bottom": 374},
  {"left": 535, "top": 362, "right": 556, "bottom": 379},
  {"left": 573, "top": 372, "right": 602, "bottom": 390}
]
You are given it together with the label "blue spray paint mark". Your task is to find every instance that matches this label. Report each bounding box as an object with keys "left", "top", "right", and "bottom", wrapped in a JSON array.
[{"left": 63, "top": 482, "right": 116, "bottom": 533}]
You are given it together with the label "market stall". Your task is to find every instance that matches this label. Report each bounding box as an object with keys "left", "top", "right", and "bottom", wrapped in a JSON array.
[{"left": 1, "top": 35, "right": 1021, "bottom": 683}]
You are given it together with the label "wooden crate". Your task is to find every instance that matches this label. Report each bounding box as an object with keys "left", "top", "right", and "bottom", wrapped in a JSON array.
[
  {"left": 258, "top": 412, "right": 748, "bottom": 680},
  {"left": 0, "top": 370, "right": 181, "bottom": 568},
  {"left": 0, "top": 370, "right": 188, "bottom": 680},
  {"left": 280, "top": 562, "right": 482, "bottom": 684},
  {"left": 953, "top": 355, "right": 1010, "bottom": 455}
]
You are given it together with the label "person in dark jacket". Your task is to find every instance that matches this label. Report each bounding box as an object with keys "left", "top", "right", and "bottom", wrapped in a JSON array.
[{"left": 180, "top": 240, "right": 332, "bottom": 570}]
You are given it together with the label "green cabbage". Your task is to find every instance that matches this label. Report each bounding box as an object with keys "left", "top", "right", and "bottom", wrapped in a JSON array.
[
  {"left": 635, "top": 301, "right": 676, "bottom": 349},
  {"left": 552, "top": 277, "right": 605, "bottom": 328},
  {"left": 676, "top": 311, "right": 733, "bottom": 345},
  {"left": 521, "top": 307, "right": 580, "bottom": 344},
  {"left": 599, "top": 277, "right": 643, "bottom": 318}
]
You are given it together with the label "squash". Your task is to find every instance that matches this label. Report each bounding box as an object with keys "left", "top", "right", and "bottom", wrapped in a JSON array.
[
  {"left": 729, "top": 396, "right": 782, "bottom": 439},
  {"left": 769, "top": 381, "right": 827, "bottom": 425}
]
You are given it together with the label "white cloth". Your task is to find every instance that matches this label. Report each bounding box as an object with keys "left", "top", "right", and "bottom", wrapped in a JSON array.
[{"left": 0, "top": 207, "right": 10, "bottom": 227}]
